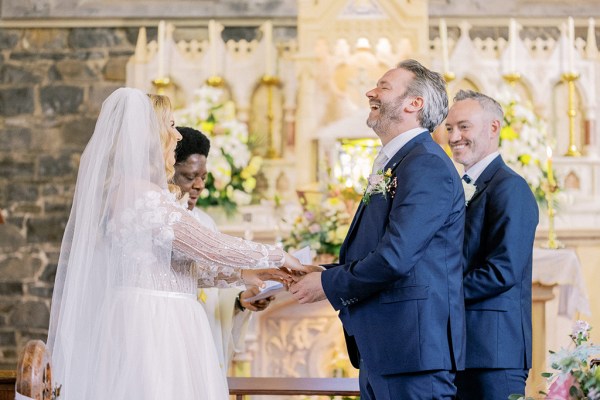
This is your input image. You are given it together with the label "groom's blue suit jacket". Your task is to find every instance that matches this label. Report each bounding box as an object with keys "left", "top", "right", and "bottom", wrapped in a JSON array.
[
  {"left": 322, "top": 131, "right": 466, "bottom": 376},
  {"left": 461, "top": 155, "right": 537, "bottom": 369}
]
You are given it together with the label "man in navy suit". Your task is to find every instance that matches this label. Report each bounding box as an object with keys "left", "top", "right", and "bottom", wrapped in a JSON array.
[
  {"left": 445, "top": 90, "right": 538, "bottom": 399},
  {"left": 290, "top": 59, "right": 466, "bottom": 399}
]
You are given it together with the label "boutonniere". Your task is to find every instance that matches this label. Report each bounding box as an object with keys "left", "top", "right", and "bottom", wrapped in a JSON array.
[
  {"left": 362, "top": 168, "right": 397, "bottom": 204},
  {"left": 462, "top": 180, "right": 477, "bottom": 206}
]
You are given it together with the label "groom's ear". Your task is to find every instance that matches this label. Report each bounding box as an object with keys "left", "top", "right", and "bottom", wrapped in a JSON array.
[{"left": 405, "top": 96, "right": 424, "bottom": 113}]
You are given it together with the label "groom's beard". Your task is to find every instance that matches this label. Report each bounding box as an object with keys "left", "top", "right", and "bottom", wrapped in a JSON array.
[{"left": 367, "top": 94, "right": 406, "bottom": 138}]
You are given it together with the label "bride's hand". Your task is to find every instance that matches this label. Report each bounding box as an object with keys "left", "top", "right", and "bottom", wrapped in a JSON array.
[
  {"left": 241, "top": 268, "right": 292, "bottom": 288},
  {"left": 283, "top": 251, "right": 312, "bottom": 274}
]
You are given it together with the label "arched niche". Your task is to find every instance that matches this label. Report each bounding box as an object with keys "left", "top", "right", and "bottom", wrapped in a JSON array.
[{"left": 249, "top": 78, "right": 285, "bottom": 158}]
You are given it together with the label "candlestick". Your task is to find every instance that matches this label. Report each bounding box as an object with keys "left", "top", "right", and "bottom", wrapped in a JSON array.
[
  {"left": 261, "top": 75, "right": 280, "bottom": 158},
  {"left": 208, "top": 20, "right": 218, "bottom": 77},
  {"left": 509, "top": 18, "right": 517, "bottom": 74},
  {"left": 546, "top": 146, "right": 555, "bottom": 185},
  {"left": 439, "top": 19, "right": 449, "bottom": 74},
  {"left": 157, "top": 20, "right": 166, "bottom": 79},
  {"left": 152, "top": 77, "right": 171, "bottom": 95},
  {"left": 562, "top": 72, "right": 581, "bottom": 156},
  {"left": 263, "top": 21, "right": 274, "bottom": 76},
  {"left": 567, "top": 17, "right": 575, "bottom": 73}
]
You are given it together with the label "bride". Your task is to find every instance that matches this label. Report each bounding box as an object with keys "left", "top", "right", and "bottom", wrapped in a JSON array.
[{"left": 47, "top": 88, "right": 304, "bottom": 399}]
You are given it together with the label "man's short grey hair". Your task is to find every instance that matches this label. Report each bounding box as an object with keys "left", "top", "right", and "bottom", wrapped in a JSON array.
[
  {"left": 397, "top": 59, "right": 448, "bottom": 132},
  {"left": 453, "top": 89, "right": 504, "bottom": 124}
]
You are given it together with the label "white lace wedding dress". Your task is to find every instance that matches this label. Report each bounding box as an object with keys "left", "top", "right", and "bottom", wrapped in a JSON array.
[{"left": 47, "top": 88, "right": 284, "bottom": 400}]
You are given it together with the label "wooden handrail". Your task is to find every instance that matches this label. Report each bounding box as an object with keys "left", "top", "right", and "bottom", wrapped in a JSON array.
[
  {"left": 227, "top": 377, "right": 360, "bottom": 399},
  {"left": 0, "top": 372, "right": 361, "bottom": 400}
]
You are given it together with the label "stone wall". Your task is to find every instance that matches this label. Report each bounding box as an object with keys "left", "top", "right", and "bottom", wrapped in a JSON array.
[{"left": 0, "top": 26, "right": 137, "bottom": 369}]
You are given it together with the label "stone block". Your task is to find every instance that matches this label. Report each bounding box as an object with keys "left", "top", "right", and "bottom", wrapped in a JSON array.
[
  {"left": 9, "top": 52, "right": 66, "bottom": 62},
  {"left": 0, "top": 87, "right": 35, "bottom": 116},
  {"left": 0, "top": 254, "right": 42, "bottom": 281},
  {"left": 55, "top": 59, "right": 98, "bottom": 81},
  {"left": 40, "top": 85, "right": 84, "bottom": 115},
  {"left": 103, "top": 56, "right": 128, "bottom": 81},
  {"left": 38, "top": 153, "right": 76, "bottom": 178},
  {"left": 39, "top": 263, "right": 57, "bottom": 284},
  {"left": 68, "top": 28, "right": 124, "bottom": 49},
  {"left": 0, "top": 224, "right": 26, "bottom": 249},
  {"left": 26, "top": 215, "right": 68, "bottom": 243},
  {"left": 23, "top": 28, "right": 68, "bottom": 51},
  {"left": 89, "top": 84, "right": 122, "bottom": 113},
  {"left": 12, "top": 204, "right": 42, "bottom": 214},
  {"left": 9, "top": 301, "right": 50, "bottom": 329},
  {"left": 62, "top": 117, "right": 96, "bottom": 147},
  {"left": 0, "top": 64, "right": 40, "bottom": 85},
  {"left": 6, "top": 183, "right": 39, "bottom": 203},
  {"left": 0, "top": 331, "right": 16, "bottom": 346},
  {"left": 0, "top": 283, "right": 23, "bottom": 296},
  {"left": 27, "top": 285, "right": 53, "bottom": 298},
  {"left": 0, "top": 126, "right": 32, "bottom": 151},
  {"left": 0, "top": 30, "right": 20, "bottom": 50},
  {"left": 0, "top": 157, "right": 35, "bottom": 180},
  {"left": 44, "top": 200, "right": 71, "bottom": 214}
]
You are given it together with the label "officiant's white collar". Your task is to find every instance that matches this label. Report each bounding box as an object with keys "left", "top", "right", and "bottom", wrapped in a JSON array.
[
  {"left": 380, "top": 127, "right": 426, "bottom": 161},
  {"left": 464, "top": 151, "right": 500, "bottom": 183}
]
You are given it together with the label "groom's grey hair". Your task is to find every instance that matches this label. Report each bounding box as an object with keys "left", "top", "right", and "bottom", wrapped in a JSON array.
[
  {"left": 397, "top": 59, "right": 448, "bottom": 133},
  {"left": 453, "top": 90, "right": 504, "bottom": 126}
]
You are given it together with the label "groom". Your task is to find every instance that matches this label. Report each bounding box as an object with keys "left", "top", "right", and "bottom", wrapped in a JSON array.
[{"left": 290, "top": 59, "right": 466, "bottom": 399}]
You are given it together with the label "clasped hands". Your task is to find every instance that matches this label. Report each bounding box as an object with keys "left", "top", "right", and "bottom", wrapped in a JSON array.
[{"left": 240, "top": 252, "right": 327, "bottom": 304}]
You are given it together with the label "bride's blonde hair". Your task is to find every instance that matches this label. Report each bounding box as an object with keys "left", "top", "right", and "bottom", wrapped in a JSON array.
[{"left": 148, "top": 94, "right": 180, "bottom": 196}]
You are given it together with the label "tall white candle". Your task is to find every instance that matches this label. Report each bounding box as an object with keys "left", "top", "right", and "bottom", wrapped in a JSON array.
[
  {"left": 157, "top": 20, "right": 166, "bottom": 78},
  {"left": 208, "top": 20, "right": 218, "bottom": 76},
  {"left": 264, "top": 21, "right": 274, "bottom": 76},
  {"left": 439, "top": 19, "right": 449, "bottom": 74},
  {"left": 568, "top": 17, "right": 575, "bottom": 73},
  {"left": 509, "top": 18, "right": 517, "bottom": 73}
]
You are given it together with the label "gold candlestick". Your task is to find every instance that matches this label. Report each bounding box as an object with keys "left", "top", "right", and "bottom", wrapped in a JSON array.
[
  {"left": 562, "top": 72, "right": 581, "bottom": 156},
  {"left": 443, "top": 71, "right": 455, "bottom": 86},
  {"left": 152, "top": 77, "right": 171, "bottom": 95},
  {"left": 543, "top": 185, "right": 563, "bottom": 249},
  {"left": 206, "top": 75, "right": 225, "bottom": 87},
  {"left": 502, "top": 72, "right": 521, "bottom": 87},
  {"left": 261, "top": 74, "right": 280, "bottom": 159}
]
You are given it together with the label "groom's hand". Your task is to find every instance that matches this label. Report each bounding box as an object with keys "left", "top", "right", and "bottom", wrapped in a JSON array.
[{"left": 289, "top": 271, "right": 326, "bottom": 304}]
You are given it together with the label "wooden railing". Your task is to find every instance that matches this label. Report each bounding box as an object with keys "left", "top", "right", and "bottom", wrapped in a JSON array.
[
  {"left": 0, "top": 372, "right": 360, "bottom": 400},
  {"left": 228, "top": 377, "right": 359, "bottom": 399}
]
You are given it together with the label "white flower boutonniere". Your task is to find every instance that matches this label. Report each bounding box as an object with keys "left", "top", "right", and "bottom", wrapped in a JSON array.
[
  {"left": 362, "top": 168, "right": 397, "bottom": 205},
  {"left": 462, "top": 180, "right": 477, "bottom": 206}
]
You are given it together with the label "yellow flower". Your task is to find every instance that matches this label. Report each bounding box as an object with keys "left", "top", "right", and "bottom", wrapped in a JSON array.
[
  {"left": 519, "top": 154, "right": 532, "bottom": 165},
  {"left": 242, "top": 177, "right": 256, "bottom": 192},
  {"left": 500, "top": 126, "right": 518, "bottom": 141},
  {"left": 200, "top": 121, "right": 215, "bottom": 134},
  {"left": 384, "top": 168, "right": 392, "bottom": 177}
]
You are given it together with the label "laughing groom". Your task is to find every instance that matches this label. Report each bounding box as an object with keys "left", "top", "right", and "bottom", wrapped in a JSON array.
[
  {"left": 445, "top": 90, "right": 538, "bottom": 399},
  {"left": 290, "top": 59, "right": 466, "bottom": 399}
]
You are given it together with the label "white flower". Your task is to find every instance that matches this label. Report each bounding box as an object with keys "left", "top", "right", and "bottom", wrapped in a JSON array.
[{"left": 462, "top": 180, "right": 477, "bottom": 205}]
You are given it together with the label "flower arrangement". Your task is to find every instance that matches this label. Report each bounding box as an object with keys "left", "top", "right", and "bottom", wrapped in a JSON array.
[
  {"left": 175, "top": 85, "right": 262, "bottom": 214},
  {"left": 362, "top": 168, "right": 397, "bottom": 205},
  {"left": 283, "top": 185, "right": 361, "bottom": 260},
  {"left": 497, "top": 89, "right": 559, "bottom": 206},
  {"left": 510, "top": 320, "right": 600, "bottom": 400}
]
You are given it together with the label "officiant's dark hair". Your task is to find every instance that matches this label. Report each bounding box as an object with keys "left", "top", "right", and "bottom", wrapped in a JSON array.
[{"left": 175, "top": 127, "right": 211, "bottom": 163}]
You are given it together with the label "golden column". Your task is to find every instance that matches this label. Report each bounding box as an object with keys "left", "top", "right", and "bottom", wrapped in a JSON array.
[
  {"left": 562, "top": 72, "right": 581, "bottom": 156},
  {"left": 261, "top": 75, "right": 281, "bottom": 159}
]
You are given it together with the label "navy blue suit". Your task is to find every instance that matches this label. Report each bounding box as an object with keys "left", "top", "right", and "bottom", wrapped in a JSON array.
[
  {"left": 321, "top": 131, "right": 466, "bottom": 398},
  {"left": 455, "top": 156, "right": 538, "bottom": 400}
]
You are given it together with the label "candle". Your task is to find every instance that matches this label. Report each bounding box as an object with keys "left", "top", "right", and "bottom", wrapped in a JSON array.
[
  {"left": 208, "top": 20, "right": 218, "bottom": 76},
  {"left": 439, "top": 19, "right": 449, "bottom": 74},
  {"left": 567, "top": 17, "right": 575, "bottom": 73},
  {"left": 263, "top": 21, "right": 274, "bottom": 76},
  {"left": 157, "top": 20, "right": 166, "bottom": 78},
  {"left": 546, "top": 146, "right": 555, "bottom": 186},
  {"left": 509, "top": 18, "right": 517, "bottom": 73}
]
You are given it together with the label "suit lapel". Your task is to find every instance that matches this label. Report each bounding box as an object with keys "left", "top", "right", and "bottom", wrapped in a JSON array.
[
  {"left": 469, "top": 155, "right": 505, "bottom": 204},
  {"left": 341, "top": 131, "right": 432, "bottom": 258}
]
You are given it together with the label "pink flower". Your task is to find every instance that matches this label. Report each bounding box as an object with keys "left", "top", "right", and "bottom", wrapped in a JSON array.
[
  {"left": 368, "top": 174, "right": 384, "bottom": 186},
  {"left": 546, "top": 374, "right": 577, "bottom": 399}
]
